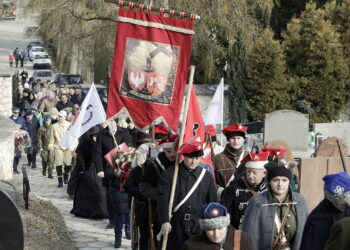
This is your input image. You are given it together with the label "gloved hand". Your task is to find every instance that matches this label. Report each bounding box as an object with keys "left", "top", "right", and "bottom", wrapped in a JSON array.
[{"left": 97, "top": 171, "right": 105, "bottom": 178}]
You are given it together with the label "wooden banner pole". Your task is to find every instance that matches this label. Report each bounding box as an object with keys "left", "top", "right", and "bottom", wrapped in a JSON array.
[
  {"left": 161, "top": 66, "right": 195, "bottom": 250},
  {"left": 104, "top": 0, "right": 200, "bottom": 20}
]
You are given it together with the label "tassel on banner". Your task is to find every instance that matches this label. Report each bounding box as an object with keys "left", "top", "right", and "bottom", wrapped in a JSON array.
[{"left": 105, "top": 0, "right": 200, "bottom": 20}]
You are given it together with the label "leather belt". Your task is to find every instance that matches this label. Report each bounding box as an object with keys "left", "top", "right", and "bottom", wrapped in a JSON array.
[{"left": 173, "top": 212, "right": 195, "bottom": 221}]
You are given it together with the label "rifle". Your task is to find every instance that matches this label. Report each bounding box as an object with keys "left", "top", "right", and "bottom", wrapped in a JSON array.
[
  {"left": 148, "top": 199, "right": 156, "bottom": 250},
  {"left": 131, "top": 198, "right": 139, "bottom": 250}
]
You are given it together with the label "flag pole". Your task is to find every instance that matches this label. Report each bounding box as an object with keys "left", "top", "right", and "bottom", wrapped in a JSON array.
[
  {"left": 220, "top": 78, "right": 224, "bottom": 146},
  {"left": 162, "top": 65, "right": 195, "bottom": 250}
]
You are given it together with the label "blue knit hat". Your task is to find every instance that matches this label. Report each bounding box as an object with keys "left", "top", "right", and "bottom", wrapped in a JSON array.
[
  {"left": 323, "top": 172, "right": 350, "bottom": 205},
  {"left": 198, "top": 202, "right": 230, "bottom": 230}
]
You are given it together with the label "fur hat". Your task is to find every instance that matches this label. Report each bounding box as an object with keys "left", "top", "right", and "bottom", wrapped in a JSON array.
[
  {"left": 199, "top": 203, "right": 230, "bottom": 230},
  {"left": 222, "top": 123, "right": 247, "bottom": 140},
  {"left": 242, "top": 152, "right": 269, "bottom": 170}
]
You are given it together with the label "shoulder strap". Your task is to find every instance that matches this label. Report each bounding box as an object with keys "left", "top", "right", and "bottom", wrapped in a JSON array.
[
  {"left": 241, "top": 177, "right": 257, "bottom": 196},
  {"left": 226, "top": 151, "right": 245, "bottom": 187},
  {"left": 172, "top": 168, "right": 206, "bottom": 213},
  {"left": 233, "top": 230, "right": 241, "bottom": 250}
]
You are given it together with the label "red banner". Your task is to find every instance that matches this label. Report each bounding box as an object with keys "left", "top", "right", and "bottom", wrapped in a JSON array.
[
  {"left": 183, "top": 87, "right": 215, "bottom": 181},
  {"left": 183, "top": 87, "right": 205, "bottom": 143},
  {"left": 107, "top": 8, "right": 195, "bottom": 132}
]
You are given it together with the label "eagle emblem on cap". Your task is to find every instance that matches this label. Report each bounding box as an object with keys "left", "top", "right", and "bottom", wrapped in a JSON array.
[
  {"left": 253, "top": 155, "right": 259, "bottom": 161},
  {"left": 238, "top": 124, "right": 242, "bottom": 129},
  {"left": 211, "top": 209, "right": 219, "bottom": 216}
]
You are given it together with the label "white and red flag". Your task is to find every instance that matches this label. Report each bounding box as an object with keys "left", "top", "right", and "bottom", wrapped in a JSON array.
[{"left": 60, "top": 83, "right": 106, "bottom": 150}]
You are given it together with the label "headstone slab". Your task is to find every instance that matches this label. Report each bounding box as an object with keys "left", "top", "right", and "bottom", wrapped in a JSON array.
[
  {"left": 264, "top": 110, "right": 309, "bottom": 151},
  {"left": 0, "top": 189, "right": 24, "bottom": 250},
  {"left": 315, "top": 122, "right": 350, "bottom": 153}
]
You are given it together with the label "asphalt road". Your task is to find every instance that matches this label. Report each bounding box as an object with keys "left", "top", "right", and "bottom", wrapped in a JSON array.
[{"left": 0, "top": 6, "right": 39, "bottom": 74}]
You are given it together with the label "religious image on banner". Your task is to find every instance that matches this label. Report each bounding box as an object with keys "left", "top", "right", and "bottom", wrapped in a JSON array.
[
  {"left": 107, "top": 7, "right": 195, "bottom": 132},
  {"left": 120, "top": 38, "right": 179, "bottom": 105}
]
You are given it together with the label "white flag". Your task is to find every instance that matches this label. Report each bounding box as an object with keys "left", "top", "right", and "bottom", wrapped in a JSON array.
[
  {"left": 60, "top": 83, "right": 106, "bottom": 150},
  {"left": 203, "top": 78, "right": 224, "bottom": 126}
]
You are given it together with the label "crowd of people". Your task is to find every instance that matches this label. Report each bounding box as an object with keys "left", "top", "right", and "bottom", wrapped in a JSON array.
[{"left": 9, "top": 74, "right": 350, "bottom": 249}]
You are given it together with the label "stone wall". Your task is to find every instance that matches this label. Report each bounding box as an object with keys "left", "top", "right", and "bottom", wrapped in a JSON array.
[
  {"left": 0, "top": 72, "right": 16, "bottom": 181},
  {"left": 0, "top": 115, "right": 18, "bottom": 181},
  {"left": 0, "top": 73, "right": 13, "bottom": 117}
]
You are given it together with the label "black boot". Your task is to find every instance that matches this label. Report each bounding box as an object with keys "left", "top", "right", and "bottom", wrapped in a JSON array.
[
  {"left": 31, "top": 164, "right": 37, "bottom": 169},
  {"left": 63, "top": 165, "right": 72, "bottom": 184},
  {"left": 63, "top": 173, "right": 69, "bottom": 184},
  {"left": 114, "top": 240, "right": 121, "bottom": 248},
  {"left": 125, "top": 231, "right": 131, "bottom": 240},
  {"left": 56, "top": 166, "right": 63, "bottom": 188},
  {"left": 58, "top": 177, "right": 63, "bottom": 188},
  {"left": 42, "top": 167, "right": 46, "bottom": 176}
]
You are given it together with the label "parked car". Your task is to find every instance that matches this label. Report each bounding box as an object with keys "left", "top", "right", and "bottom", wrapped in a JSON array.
[
  {"left": 32, "top": 70, "right": 56, "bottom": 83},
  {"left": 1, "top": 0, "right": 16, "bottom": 20},
  {"left": 81, "top": 83, "right": 108, "bottom": 110},
  {"left": 29, "top": 46, "right": 45, "bottom": 61},
  {"left": 27, "top": 41, "right": 42, "bottom": 51},
  {"left": 55, "top": 74, "right": 83, "bottom": 86},
  {"left": 33, "top": 54, "right": 51, "bottom": 69}
]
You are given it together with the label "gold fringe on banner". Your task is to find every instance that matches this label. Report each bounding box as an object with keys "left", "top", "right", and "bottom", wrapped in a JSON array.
[
  {"left": 118, "top": 16, "right": 195, "bottom": 35},
  {"left": 104, "top": 0, "right": 200, "bottom": 20}
]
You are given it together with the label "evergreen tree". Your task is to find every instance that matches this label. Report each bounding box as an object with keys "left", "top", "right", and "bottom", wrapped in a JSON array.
[
  {"left": 246, "top": 28, "right": 292, "bottom": 121},
  {"left": 283, "top": 3, "right": 348, "bottom": 124},
  {"left": 324, "top": 0, "right": 350, "bottom": 87},
  {"left": 227, "top": 30, "right": 248, "bottom": 123}
]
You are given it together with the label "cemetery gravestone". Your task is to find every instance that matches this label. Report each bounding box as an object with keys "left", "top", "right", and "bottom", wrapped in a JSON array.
[{"left": 264, "top": 110, "right": 309, "bottom": 152}]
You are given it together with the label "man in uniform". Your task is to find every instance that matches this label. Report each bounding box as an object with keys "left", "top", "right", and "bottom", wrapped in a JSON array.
[
  {"left": 212, "top": 123, "right": 249, "bottom": 199},
  {"left": 157, "top": 141, "right": 217, "bottom": 250},
  {"left": 220, "top": 152, "right": 268, "bottom": 229},
  {"left": 49, "top": 110, "right": 73, "bottom": 187},
  {"left": 139, "top": 134, "right": 178, "bottom": 249},
  {"left": 37, "top": 114, "right": 54, "bottom": 178}
]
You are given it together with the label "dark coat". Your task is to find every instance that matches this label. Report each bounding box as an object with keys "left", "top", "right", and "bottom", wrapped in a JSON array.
[
  {"left": 70, "top": 93, "right": 86, "bottom": 106},
  {"left": 157, "top": 162, "right": 217, "bottom": 250},
  {"left": 70, "top": 134, "right": 108, "bottom": 219},
  {"left": 117, "top": 127, "right": 142, "bottom": 148},
  {"left": 299, "top": 199, "right": 344, "bottom": 250},
  {"left": 182, "top": 225, "right": 253, "bottom": 250},
  {"left": 220, "top": 177, "right": 268, "bottom": 229},
  {"left": 24, "top": 116, "right": 39, "bottom": 151},
  {"left": 56, "top": 100, "right": 73, "bottom": 111},
  {"left": 125, "top": 166, "right": 147, "bottom": 202},
  {"left": 124, "top": 166, "right": 148, "bottom": 227},
  {"left": 212, "top": 145, "right": 248, "bottom": 197},
  {"left": 107, "top": 170, "right": 131, "bottom": 214},
  {"left": 95, "top": 127, "right": 123, "bottom": 184},
  {"left": 139, "top": 152, "right": 175, "bottom": 201},
  {"left": 242, "top": 190, "right": 309, "bottom": 250},
  {"left": 324, "top": 216, "right": 350, "bottom": 250}
]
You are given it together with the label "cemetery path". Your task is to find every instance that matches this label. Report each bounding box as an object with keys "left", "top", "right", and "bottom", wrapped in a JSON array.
[{"left": 11, "top": 158, "right": 132, "bottom": 250}]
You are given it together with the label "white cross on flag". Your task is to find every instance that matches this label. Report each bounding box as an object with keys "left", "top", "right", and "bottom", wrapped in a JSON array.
[{"left": 60, "top": 83, "right": 106, "bottom": 150}]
